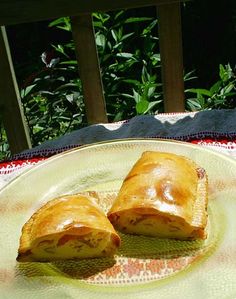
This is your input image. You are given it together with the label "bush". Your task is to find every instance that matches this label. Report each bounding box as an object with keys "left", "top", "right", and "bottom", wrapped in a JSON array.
[
  {"left": 0, "top": 9, "right": 235, "bottom": 160},
  {"left": 48, "top": 11, "right": 163, "bottom": 120},
  {"left": 17, "top": 11, "right": 163, "bottom": 150},
  {"left": 185, "top": 64, "right": 236, "bottom": 110}
]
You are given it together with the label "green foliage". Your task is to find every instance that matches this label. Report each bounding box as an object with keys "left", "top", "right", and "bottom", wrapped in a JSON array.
[
  {"left": 0, "top": 118, "right": 10, "bottom": 161},
  {"left": 6, "top": 10, "right": 162, "bottom": 156},
  {"left": 186, "top": 64, "right": 236, "bottom": 111},
  {"left": 48, "top": 11, "right": 162, "bottom": 121},
  {"left": 0, "top": 10, "right": 235, "bottom": 161},
  {"left": 20, "top": 66, "right": 85, "bottom": 147}
]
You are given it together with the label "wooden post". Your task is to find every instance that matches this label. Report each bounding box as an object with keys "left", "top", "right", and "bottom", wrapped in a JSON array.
[
  {"left": 71, "top": 14, "right": 108, "bottom": 124},
  {"left": 157, "top": 2, "right": 185, "bottom": 112},
  {"left": 0, "top": 26, "right": 31, "bottom": 154}
]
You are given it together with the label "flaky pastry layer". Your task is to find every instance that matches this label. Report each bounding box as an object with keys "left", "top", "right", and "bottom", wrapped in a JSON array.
[
  {"left": 17, "top": 193, "right": 120, "bottom": 262},
  {"left": 108, "top": 151, "right": 208, "bottom": 240}
]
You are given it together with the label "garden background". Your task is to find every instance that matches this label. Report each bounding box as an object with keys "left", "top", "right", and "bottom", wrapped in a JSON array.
[{"left": 1, "top": 0, "right": 236, "bottom": 159}]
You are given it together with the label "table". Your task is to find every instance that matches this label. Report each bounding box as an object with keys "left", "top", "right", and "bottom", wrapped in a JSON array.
[{"left": 0, "top": 109, "right": 235, "bottom": 189}]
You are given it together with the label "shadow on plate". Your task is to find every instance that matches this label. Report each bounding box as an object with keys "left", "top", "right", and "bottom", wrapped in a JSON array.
[
  {"left": 16, "top": 257, "right": 116, "bottom": 280},
  {"left": 117, "top": 232, "right": 207, "bottom": 259},
  {"left": 15, "top": 228, "right": 215, "bottom": 284}
]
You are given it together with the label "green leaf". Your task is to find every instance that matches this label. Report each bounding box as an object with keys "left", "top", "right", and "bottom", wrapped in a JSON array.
[
  {"left": 111, "top": 29, "right": 118, "bottom": 42},
  {"left": 187, "top": 99, "right": 203, "bottom": 111},
  {"left": 145, "top": 100, "right": 162, "bottom": 113},
  {"left": 65, "top": 94, "right": 74, "bottom": 103},
  {"left": 223, "top": 83, "right": 235, "bottom": 94},
  {"left": 186, "top": 88, "right": 212, "bottom": 97},
  {"left": 120, "top": 32, "right": 134, "bottom": 41},
  {"left": 55, "top": 83, "right": 79, "bottom": 91},
  {"left": 51, "top": 44, "right": 70, "bottom": 58},
  {"left": 219, "top": 64, "right": 226, "bottom": 81},
  {"left": 122, "top": 79, "right": 140, "bottom": 86},
  {"left": 184, "top": 70, "right": 197, "bottom": 82},
  {"left": 49, "top": 17, "right": 71, "bottom": 31},
  {"left": 114, "top": 10, "right": 125, "bottom": 20},
  {"left": 93, "top": 21, "right": 104, "bottom": 29},
  {"left": 120, "top": 93, "right": 134, "bottom": 99},
  {"left": 21, "top": 84, "right": 36, "bottom": 98},
  {"left": 133, "top": 89, "right": 141, "bottom": 103},
  {"left": 224, "top": 92, "right": 236, "bottom": 97},
  {"left": 60, "top": 60, "right": 77, "bottom": 65},
  {"left": 48, "top": 17, "right": 67, "bottom": 27},
  {"left": 197, "top": 94, "right": 206, "bottom": 108},
  {"left": 219, "top": 64, "right": 233, "bottom": 82},
  {"left": 124, "top": 17, "right": 153, "bottom": 24},
  {"left": 147, "top": 86, "right": 156, "bottom": 97},
  {"left": 151, "top": 53, "right": 161, "bottom": 62},
  {"left": 96, "top": 13, "right": 110, "bottom": 24},
  {"left": 136, "top": 100, "right": 149, "bottom": 114},
  {"left": 218, "top": 85, "right": 236, "bottom": 97},
  {"left": 113, "top": 111, "right": 123, "bottom": 122},
  {"left": 96, "top": 33, "right": 106, "bottom": 49},
  {"left": 116, "top": 52, "right": 133, "bottom": 58},
  {"left": 225, "top": 63, "right": 234, "bottom": 79},
  {"left": 142, "top": 20, "right": 158, "bottom": 36},
  {"left": 209, "top": 81, "right": 222, "bottom": 94},
  {"left": 57, "top": 25, "right": 71, "bottom": 31}
]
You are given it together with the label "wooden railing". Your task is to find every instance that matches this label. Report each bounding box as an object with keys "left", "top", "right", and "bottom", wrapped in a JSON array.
[{"left": 0, "top": 0, "right": 185, "bottom": 154}]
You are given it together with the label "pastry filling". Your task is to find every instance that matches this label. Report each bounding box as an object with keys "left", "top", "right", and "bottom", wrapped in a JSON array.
[
  {"left": 109, "top": 211, "right": 205, "bottom": 240},
  {"left": 18, "top": 230, "right": 118, "bottom": 262}
]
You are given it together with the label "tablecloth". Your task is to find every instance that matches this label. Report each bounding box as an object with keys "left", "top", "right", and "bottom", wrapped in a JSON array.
[{"left": 0, "top": 109, "right": 236, "bottom": 189}]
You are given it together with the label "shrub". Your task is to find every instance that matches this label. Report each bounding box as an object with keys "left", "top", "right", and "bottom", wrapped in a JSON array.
[
  {"left": 185, "top": 64, "right": 236, "bottom": 110},
  {"left": 0, "top": 10, "right": 235, "bottom": 160}
]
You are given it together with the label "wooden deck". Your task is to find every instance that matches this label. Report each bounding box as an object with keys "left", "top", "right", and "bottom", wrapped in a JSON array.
[{"left": 0, "top": 0, "right": 185, "bottom": 154}]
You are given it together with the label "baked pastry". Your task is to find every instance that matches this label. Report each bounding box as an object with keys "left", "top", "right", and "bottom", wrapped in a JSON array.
[
  {"left": 107, "top": 151, "right": 208, "bottom": 240},
  {"left": 17, "top": 193, "right": 121, "bottom": 262}
]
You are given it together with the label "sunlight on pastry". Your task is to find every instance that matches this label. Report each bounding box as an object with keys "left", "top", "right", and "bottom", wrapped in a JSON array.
[
  {"left": 17, "top": 150, "right": 209, "bottom": 263},
  {"left": 17, "top": 193, "right": 121, "bottom": 262},
  {"left": 108, "top": 151, "right": 208, "bottom": 240}
]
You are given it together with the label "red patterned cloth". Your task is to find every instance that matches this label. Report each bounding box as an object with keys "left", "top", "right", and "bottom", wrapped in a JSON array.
[{"left": 1, "top": 110, "right": 235, "bottom": 188}]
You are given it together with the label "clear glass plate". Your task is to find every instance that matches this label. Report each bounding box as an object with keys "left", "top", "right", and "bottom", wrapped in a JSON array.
[{"left": 0, "top": 139, "right": 236, "bottom": 299}]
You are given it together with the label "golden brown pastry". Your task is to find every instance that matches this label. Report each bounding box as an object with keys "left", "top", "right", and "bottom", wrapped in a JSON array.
[
  {"left": 17, "top": 193, "right": 121, "bottom": 262},
  {"left": 107, "top": 151, "right": 208, "bottom": 240}
]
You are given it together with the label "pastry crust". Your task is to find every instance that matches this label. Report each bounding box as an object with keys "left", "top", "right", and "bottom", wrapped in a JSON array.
[
  {"left": 17, "top": 192, "right": 120, "bottom": 262},
  {"left": 107, "top": 151, "right": 208, "bottom": 240}
]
